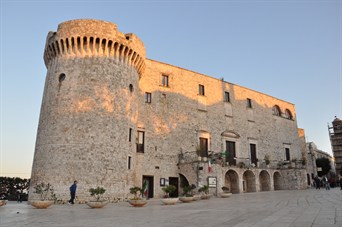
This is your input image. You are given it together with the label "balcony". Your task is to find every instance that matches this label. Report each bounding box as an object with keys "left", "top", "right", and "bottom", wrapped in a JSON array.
[{"left": 178, "top": 151, "right": 306, "bottom": 170}]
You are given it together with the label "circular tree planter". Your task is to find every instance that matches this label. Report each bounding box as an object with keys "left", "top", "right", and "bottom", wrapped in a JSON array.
[
  {"left": 30, "top": 200, "right": 54, "bottom": 209},
  {"left": 161, "top": 198, "right": 179, "bottom": 205},
  {"left": 193, "top": 195, "right": 201, "bottom": 201},
  {"left": 0, "top": 200, "right": 8, "bottom": 207},
  {"left": 220, "top": 192, "right": 232, "bottom": 198},
  {"left": 179, "top": 196, "right": 194, "bottom": 203},
  {"left": 86, "top": 200, "right": 109, "bottom": 208},
  {"left": 200, "top": 194, "right": 211, "bottom": 200},
  {"left": 128, "top": 199, "right": 148, "bottom": 207}
]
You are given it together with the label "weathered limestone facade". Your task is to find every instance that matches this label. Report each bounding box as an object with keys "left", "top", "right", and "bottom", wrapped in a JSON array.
[{"left": 30, "top": 19, "right": 307, "bottom": 202}]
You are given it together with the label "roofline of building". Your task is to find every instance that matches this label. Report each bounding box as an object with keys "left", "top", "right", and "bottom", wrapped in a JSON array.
[{"left": 146, "top": 58, "right": 295, "bottom": 106}]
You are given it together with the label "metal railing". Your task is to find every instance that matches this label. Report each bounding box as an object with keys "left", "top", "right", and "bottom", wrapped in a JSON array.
[{"left": 178, "top": 151, "right": 306, "bottom": 169}]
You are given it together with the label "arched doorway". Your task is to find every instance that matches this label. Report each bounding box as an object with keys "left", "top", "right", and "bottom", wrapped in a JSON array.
[
  {"left": 243, "top": 170, "right": 256, "bottom": 192},
  {"left": 179, "top": 174, "right": 190, "bottom": 196},
  {"left": 179, "top": 174, "right": 190, "bottom": 187},
  {"left": 225, "top": 170, "right": 240, "bottom": 194},
  {"left": 259, "top": 170, "right": 271, "bottom": 191},
  {"left": 273, "top": 172, "right": 282, "bottom": 190}
]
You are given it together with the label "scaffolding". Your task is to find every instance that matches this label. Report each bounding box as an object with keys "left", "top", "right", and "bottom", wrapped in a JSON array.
[{"left": 328, "top": 117, "right": 342, "bottom": 175}]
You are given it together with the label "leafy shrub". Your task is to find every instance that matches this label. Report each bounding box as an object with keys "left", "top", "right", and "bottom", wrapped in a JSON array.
[
  {"left": 89, "top": 187, "right": 106, "bottom": 201},
  {"left": 198, "top": 185, "right": 209, "bottom": 194},
  {"left": 162, "top": 185, "right": 176, "bottom": 198},
  {"left": 183, "top": 184, "right": 196, "bottom": 197},
  {"left": 221, "top": 186, "right": 230, "bottom": 193},
  {"left": 33, "top": 182, "right": 55, "bottom": 201},
  {"left": 130, "top": 186, "right": 144, "bottom": 200}
]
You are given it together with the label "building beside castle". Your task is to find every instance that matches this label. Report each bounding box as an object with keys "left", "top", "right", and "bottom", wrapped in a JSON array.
[
  {"left": 29, "top": 19, "right": 307, "bottom": 202},
  {"left": 298, "top": 128, "right": 317, "bottom": 187}
]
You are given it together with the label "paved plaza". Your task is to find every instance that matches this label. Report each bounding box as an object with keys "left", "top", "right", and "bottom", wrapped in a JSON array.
[{"left": 1, "top": 188, "right": 341, "bottom": 227}]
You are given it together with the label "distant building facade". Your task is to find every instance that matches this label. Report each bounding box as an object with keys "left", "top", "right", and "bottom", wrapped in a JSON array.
[
  {"left": 307, "top": 142, "right": 335, "bottom": 177},
  {"left": 29, "top": 19, "right": 307, "bottom": 202}
]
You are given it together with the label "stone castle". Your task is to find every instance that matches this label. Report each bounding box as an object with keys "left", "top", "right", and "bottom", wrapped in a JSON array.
[{"left": 29, "top": 19, "right": 307, "bottom": 202}]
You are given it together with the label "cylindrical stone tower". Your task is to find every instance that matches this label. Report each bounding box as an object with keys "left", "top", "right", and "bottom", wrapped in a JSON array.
[{"left": 29, "top": 19, "right": 145, "bottom": 201}]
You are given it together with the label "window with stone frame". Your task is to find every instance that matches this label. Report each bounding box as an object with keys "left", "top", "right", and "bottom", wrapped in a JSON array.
[
  {"left": 145, "top": 92, "right": 152, "bottom": 103},
  {"left": 199, "top": 84, "right": 205, "bottom": 96},
  {"left": 129, "top": 128, "right": 132, "bottom": 142},
  {"left": 285, "top": 148, "right": 290, "bottom": 161},
  {"left": 224, "top": 91, "right": 230, "bottom": 102},
  {"left": 128, "top": 156, "right": 132, "bottom": 169},
  {"left": 284, "top": 109, "right": 293, "bottom": 120},
  {"left": 199, "top": 137, "right": 208, "bottom": 157},
  {"left": 247, "top": 98, "right": 252, "bottom": 108},
  {"left": 161, "top": 74, "right": 169, "bottom": 87},
  {"left": 137, "top": 131, "right": 145, "bottom": 153},
  {"left": 272, "top": 105, "right": 281, "bottom": 116}
]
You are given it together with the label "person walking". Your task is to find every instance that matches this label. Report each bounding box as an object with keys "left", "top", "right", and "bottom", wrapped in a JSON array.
[
  {"left": 314, "top": 176, "right": 321, "bottom": 190},
  {"left": 16, "top": 192, "right": 22, "bottom": 203},
  {"left": 323, "top": 176, "right": 330, "bottom": 190},
  {"left": 68, "top": 180, "right": 77, "bottom": 204}
]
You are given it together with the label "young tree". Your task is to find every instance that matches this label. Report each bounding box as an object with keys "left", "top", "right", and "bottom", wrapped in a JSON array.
[{"left": 0, "top": 177, "right": 30, "bottom": 201}]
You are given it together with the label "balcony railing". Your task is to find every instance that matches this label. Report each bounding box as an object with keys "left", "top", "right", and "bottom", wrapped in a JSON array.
[{"left": 178, "top": 151, "right": 306, "bottom": 169}]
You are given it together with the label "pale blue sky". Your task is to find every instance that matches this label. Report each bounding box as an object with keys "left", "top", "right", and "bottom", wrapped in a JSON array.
[{"left": 1, "top": 0, "right": 341, "bottom": 179}]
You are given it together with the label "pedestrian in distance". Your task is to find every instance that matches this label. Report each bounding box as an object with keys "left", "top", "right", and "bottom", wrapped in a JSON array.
[
  {"left": 323, "top": 176, "right": 330, "bottom": 190},
  {"left": 68, "top": 180, "right": 77, "bottom": 204},
  {"left": 16, "top": 192, "right": 22, "bottom": 203},
  {"left": 314, "top": 176, "right": 320, "bottom": 190}
]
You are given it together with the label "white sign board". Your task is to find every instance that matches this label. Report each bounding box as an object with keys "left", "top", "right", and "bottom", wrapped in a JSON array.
[{"left": 208, "top": 177, "right": 217, "bottom": 188}]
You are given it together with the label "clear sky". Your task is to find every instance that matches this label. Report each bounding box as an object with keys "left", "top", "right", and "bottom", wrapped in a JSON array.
[{"left": 1, "top": 0, "right": 341, "bottom": 179}]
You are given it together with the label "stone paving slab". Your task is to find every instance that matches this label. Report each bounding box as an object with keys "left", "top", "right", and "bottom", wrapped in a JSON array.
[{"left": 0, "top": 188, "right": 341, "bottom": 227}]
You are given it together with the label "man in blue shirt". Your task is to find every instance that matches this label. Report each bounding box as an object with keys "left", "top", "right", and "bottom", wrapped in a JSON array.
[{"left": 68, "top": 180, "right": 77, "bottom": 204}]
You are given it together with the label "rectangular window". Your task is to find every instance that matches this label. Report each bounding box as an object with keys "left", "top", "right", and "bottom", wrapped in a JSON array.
[
  {"left": 128, "top": 156, "right": 132, "bottom": 169},
  {"left": 129, "top": 128, "right": 132, "bottom": 142},
  {"left": 247, "top": 98, "right": 252, "bottom": 108},
  {"left": 199, "top": 137, "right": 208, "bottom": 157},
  {"left": 137, "top": 131, "right": 145, "bottom": 153},
  {"left": 224, "top": 91, "right": 230, "bottom": 102},
  {"left": 285, "top": 148, "right": 290, "bottom": 161},
  {"left": 199, "top": 84, "right": 205, "bottom": 96},
  {"left": 162, "top": 75, "right": 169, "bottom": 87},
  {"left": 145, "top": 92, "right": 151, "bottom": 103}
]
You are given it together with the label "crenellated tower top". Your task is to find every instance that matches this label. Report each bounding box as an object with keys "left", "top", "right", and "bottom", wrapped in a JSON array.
[{"left": 44, "top": 19, "right": 146, "bottom": 75}]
